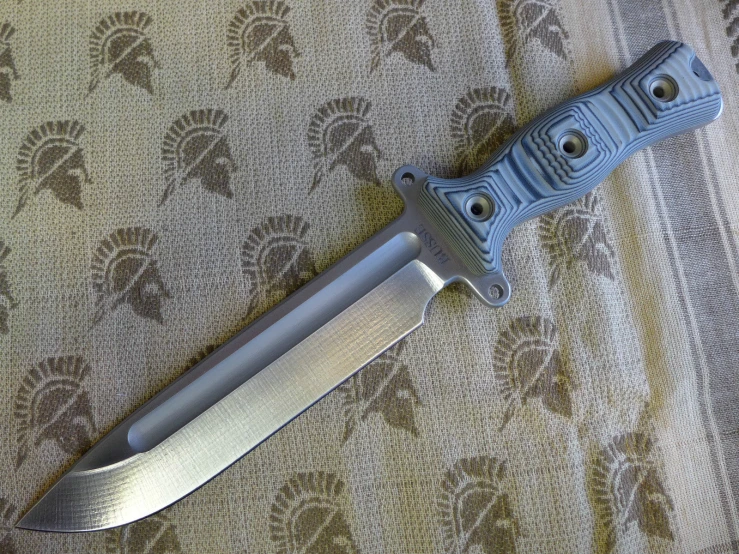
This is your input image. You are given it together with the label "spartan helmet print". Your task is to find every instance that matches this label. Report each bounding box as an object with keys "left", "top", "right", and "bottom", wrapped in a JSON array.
[
  {"left": 451, "top": 87, "right": 516, "bottom": 174},
  {"left": 498, "top": 0, "right": 569, "bottom": 65},
  {"left": 270, "top": 472, "right": 358, "bottom": 554},
  {"left": 366, "top": 0, "right": 436, "bottom": 72},
  {"left": 0, "top": 241, "right": 18, "bottom": 335},
  {"left": 89, "top": 11, "right": 157, "bottom": 95},
  {"left": 591, "top": 432, "right": 674, "bottom": 551},
  {"left": 105, "top": 512, "right": 182, "bottom": 554},
  {"left": 493, "top": 316, "right": 571, "bottom": 427},
  {"left": 722, "top": 0, "right": 739, "bottom": 72},
  {"left": 226, "top": 1, "right": 299, "bottom": 86},
  {"left": 161, "top": 109, "right": 236, "bottom": 205},
  {"left": 13, "top": 356, "right": 97, "bottom": 469},
  {"left": 539, "top": 192, "right": 615, "bottom": 288},
  {"left": 13, "top": 121, "right": 90, "bottom": 218},
  {"left": 186, "top": 344, "right": 218, "bottom": 370},
  {"left": 338, "top": 340, "right": 421, "bottom": 442},
  {"left": 0, "top": 497, "right": 17, "bottom": 554},
  {"left": 308, "top": 97, "right": 382, "bottom": 192},
  {"left": 241, "top": 215, "right": 316, "bottom": 317},
  {"left": 91, "top": 227, "right": 171, "bottom": 325},
  {"left": 0, "top": 22, "right": 19, "bottom": 103},
  {"left": 438, "top": 456, "right": 519, "bottom": 554}
]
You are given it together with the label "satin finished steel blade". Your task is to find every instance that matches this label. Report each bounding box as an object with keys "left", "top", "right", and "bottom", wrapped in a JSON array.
[{"left": 18, "top": 40, "right": 722, "bottom": 532}]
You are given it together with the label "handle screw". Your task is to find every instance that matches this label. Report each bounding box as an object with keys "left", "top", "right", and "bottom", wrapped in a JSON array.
[
  {"left": 649, "top": 76, "right": 678, "bottom": 102},
  {"left": 558, "top": 130, "right": 588, "bottom": 158},
  {"left": 464, "top": 193, "right": 495, "bottom": 222}
]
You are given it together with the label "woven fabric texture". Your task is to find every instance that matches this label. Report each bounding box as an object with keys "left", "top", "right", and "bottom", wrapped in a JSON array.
[{"left": 1, "top": 0, "right": 739, "bottom": 552}]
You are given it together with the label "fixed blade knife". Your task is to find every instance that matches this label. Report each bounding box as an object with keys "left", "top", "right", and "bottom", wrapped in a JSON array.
[{"left": 18, "top": 40, "right": 723, "bottom": 532}]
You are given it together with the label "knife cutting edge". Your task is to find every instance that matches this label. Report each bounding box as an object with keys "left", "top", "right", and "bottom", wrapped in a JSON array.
[{"left": 17, "top": 40, "right": 723, "bottom": 532}]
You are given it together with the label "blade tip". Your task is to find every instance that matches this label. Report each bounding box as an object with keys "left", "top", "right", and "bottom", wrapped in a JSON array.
[
  {"left": 14, "top": 510, "right": 95, "bottom": 533},
  {"left": 14, "top": 496, "right": 78, "bottom": 533},
  {"left": 15, "top": 510, "right": 47, "bottom": 532}
]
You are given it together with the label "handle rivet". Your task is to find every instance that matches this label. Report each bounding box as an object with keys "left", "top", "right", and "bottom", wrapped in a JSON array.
[
  {"left": 464, "top": 193, "right": 495, "bottom": 222},
  {"left": 558, "top": 130, "right": 588, "bottom": 158},
  {"left": 400, "top": 172, "right": 415, "bottom": 186},
  {"left": 649, "top": 76, "right": 678, "bottom": 102}
]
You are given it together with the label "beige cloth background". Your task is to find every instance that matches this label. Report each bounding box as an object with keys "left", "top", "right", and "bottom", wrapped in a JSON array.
[{"left": 1, "top": 0, "right": 739, "bottom": 552}]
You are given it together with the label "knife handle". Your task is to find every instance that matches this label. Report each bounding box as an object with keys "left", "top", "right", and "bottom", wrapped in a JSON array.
[{"left": 409, "top": 41, "right": 722, "bottom": 279}]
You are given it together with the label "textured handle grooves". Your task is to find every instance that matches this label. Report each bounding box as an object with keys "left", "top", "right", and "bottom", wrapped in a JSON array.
[{"left": 417, "top": 41, "right": 723, "bottom": 275}]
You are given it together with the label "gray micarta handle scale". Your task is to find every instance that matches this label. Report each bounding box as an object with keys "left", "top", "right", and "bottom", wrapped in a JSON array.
[{"left": 407, "top": 41, "right": 723, "bottom": 283}]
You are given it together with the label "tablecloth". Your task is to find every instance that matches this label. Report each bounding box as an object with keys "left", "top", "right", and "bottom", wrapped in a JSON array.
[{"left": 1, "top": 0, "right": 739, "bottom": 552}]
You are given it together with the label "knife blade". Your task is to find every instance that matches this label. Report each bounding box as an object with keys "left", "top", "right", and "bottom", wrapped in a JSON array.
[{"left": 17, "top": 40, "right": 723, "bottom": 532}]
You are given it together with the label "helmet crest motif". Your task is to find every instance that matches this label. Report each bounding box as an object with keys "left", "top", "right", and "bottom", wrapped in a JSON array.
[
  {"left": 722, "top": 0, "right": 739, "bottom": 73},
  {"left": 104, "top": 512, "right": 182, "bottom": 554},
  {"left": 226, "top": 1, "right": 299, "bottom": 86},
  {"left": 186, "top": 344, "right": 219, "bottom": 370},
  {"left": 498, "top": 0, "right": 569, "bottom": 65},
  {"left": 366, "top": 0, "right": 435, "bottom": 72},
  {"left": 492, "top": 316, "right": 571, "bottom": 427},
  {"left": 241, "top": 215, "right": 316, "bottom": 318},
  {"left": 437, "top": 456, "right": 520, "bottom": 553},
  {"left": 161, "top": 109, "right": 236, "bottom": 205},
  {"left": 91, "top": 227, "right": 171, "bottom": 325},
  {"left": 89, "top": 11, "right": 157, "bottom": 95},
  {"left": 591, "top": 432, "right": 674, "bottom": 551},
  {"left": 13, "top": 356, "right": 97, "bottom": 469},
  {"left": 307, "top": 97, "right": 381, "bottom": 192},
  {"left": 539, "top": 192, "right": 615, "bottom": 287},
  {"left": 0, "top": 241, "right": 17, "bottom": 335},
  {"left": 269, "top": 472, "right": 358, "bottom": 553},
  {"left": 451, "top": 87, "right": 515, "bottom": 174},
  {"left": 13, "top": 120, "right": 89, "bottom": 218},
  {"left": 0, "top": 22, "right": 19, "bottom": 103},
  {"left": 0, "top": 497, "right": 16, "bottom": 553},
  {"left": 338, "top": 340, "right": 421, "bottom": 442}
]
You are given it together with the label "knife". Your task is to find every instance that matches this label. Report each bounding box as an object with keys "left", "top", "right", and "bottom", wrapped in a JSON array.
[{"left": 17, "top": 40, "right": 723, "bottom": 532}]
